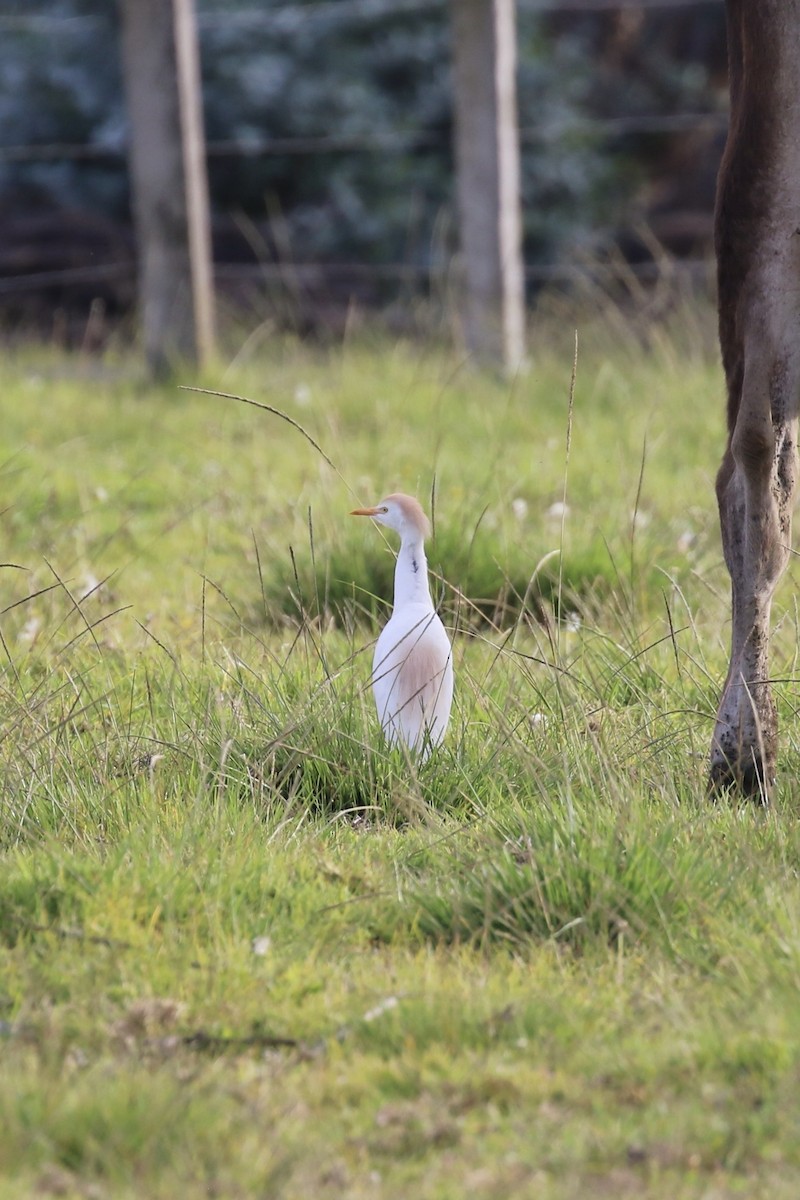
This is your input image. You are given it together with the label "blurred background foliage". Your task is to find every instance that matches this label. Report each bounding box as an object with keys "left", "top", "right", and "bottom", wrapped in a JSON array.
[{"left": 0, "top": 0, "right": 727, "bottom": 323}]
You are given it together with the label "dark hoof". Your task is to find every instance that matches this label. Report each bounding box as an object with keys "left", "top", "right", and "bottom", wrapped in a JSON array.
[{"left": 708, "top": 753, "right": 773, "bottom": 803}]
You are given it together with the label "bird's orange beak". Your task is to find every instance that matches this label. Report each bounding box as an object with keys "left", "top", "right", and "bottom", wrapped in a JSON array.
[{"left": 350, "top": 506, "right": 381, "bottom": 517}]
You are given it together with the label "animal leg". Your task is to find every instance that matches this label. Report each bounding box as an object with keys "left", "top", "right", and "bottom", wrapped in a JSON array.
[{"left": 710, "top": 328, "right": 799, "bottom": 798}]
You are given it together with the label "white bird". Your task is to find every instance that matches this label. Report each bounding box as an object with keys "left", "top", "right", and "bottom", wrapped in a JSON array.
[{"left": 350, "top": 493, "right": 453, "bottom": 755}]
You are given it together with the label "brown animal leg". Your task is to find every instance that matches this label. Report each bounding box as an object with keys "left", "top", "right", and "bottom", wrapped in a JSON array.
[
  {"left": 710, "top": 1, "right": 800, "bottom": 798},
  {"left": 710, "top": 330, "right": 798, "bottom": 797}
]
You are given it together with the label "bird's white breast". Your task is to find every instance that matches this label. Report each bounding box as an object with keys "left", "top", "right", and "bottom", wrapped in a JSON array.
[{"left": 372, "top": 603, "right": 453, "bottom": 753}]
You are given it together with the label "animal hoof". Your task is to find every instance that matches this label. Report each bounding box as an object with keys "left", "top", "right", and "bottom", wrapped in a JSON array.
[{"left": 708, "top": 751, "right": 773, "bottom": 803}]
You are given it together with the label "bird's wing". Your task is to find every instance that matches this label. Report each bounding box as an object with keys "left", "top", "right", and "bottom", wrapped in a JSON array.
[
  {"left": 396, "top": 623, "right": 451, "bottom": 710},
  {"left": 373, "top": 609, "right": 453, "bottom": 748}
]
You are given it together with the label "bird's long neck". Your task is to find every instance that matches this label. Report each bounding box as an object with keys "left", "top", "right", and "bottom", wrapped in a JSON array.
[{"left": 393, "top": 534, "right": 433, "bottom": 610}]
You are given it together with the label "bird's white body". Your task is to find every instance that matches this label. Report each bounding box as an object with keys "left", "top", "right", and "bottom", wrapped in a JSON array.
[
  {"left": 351, "top": 493, "right": 453, "bottom": 754},
  {"left": 373, "top": 601, "right": 453, "bottom": 752}
]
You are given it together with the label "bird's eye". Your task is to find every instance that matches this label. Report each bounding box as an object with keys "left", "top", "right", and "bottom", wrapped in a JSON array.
[{"left": 380, "top": 506, "right": 389, "bottom": 513}]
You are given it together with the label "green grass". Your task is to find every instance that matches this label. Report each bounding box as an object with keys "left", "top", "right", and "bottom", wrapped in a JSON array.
[{"left": 3, "top": 307, "right": 800, "bottom": 1197}]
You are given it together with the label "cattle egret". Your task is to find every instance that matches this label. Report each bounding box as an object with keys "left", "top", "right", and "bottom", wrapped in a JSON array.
[{"left": 350, "top": 493, "right": 453, "bottom": 754}]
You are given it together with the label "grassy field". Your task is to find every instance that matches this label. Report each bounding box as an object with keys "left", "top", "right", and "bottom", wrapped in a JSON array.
[{"left": 2, "top": 305, "right": 800, "bottom": 1198}]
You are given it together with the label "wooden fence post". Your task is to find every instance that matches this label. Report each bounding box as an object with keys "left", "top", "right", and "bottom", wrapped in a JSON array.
[
  {"left": 450, "top": 0, "right": 525, "bottom": 372},
  {"left": 120, "top": 0, "right": 215, "bottom": 375}
]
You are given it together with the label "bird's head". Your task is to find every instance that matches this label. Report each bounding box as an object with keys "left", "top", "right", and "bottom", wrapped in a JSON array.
[{"left": 350, "top": 492, "right": 431, "bottom": 541}]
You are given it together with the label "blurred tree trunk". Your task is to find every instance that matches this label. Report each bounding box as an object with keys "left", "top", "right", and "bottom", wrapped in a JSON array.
[
  {"left": 450, "top": 0, "right": 525, "bottom": 372},
  {"left": 120, "top": 0, "right": 215, "bottom": 375}
]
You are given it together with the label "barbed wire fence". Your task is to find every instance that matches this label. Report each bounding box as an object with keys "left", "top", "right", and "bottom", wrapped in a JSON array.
[{"left": 0, "top": 0, "right": 727, "bottom": 304}]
